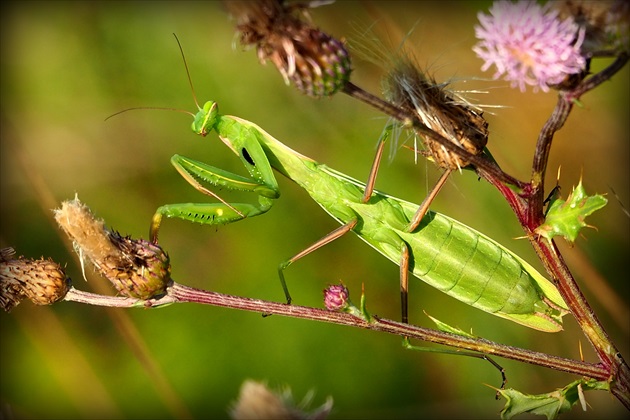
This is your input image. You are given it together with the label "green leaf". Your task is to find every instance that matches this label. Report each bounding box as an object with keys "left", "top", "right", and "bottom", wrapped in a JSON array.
[
  {"left": 424, "top": 312, "right": 475, "bottom": 338},
  {"left": 498, "top": 378, "right": 609, "bottom": 419},
  {"left": 535, "top": 179, "right": 607, "bottom": 244}
]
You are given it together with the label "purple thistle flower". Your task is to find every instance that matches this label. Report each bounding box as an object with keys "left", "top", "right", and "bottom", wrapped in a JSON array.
[{"left": 473, "top": 0, "right": 586, "bottom": 92}]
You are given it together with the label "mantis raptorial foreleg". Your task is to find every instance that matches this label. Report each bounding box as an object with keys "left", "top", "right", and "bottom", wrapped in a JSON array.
[
  {"left": 277, "top": 220, "right": 358, "bottom": 304},
  {"left": 149, "top": 137, "right": 279, "bottom": 243}
]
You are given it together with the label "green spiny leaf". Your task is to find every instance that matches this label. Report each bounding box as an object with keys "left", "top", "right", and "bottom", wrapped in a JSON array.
[
  {"left": 535, "top": 179, "right": 607, "bottom": 244},
  {"left": 424, "top": 312, "right": 475, "bottom": 338},
  {"left": 498, "top": 378, "right": 609, "bottom": 420}
]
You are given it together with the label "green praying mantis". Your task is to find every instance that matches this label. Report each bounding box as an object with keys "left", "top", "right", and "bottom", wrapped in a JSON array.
[
  {"left": 139, "top": 90, "right": 569, "bottom": 333},
  {"left": 105, "top": 36, "right": 570, "bottom": 334}
]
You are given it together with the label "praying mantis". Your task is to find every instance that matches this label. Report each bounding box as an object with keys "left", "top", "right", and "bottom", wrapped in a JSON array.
[
  {"left": 103, "top": 35, "right": 569, "bottom": 334},
  {"left": 143, "top": 99, "right": 568, "bottom": 333}
]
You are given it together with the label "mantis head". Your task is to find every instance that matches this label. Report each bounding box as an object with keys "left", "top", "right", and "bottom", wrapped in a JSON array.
[{"left": 191, "top": 101, "right": 219, "bottom": 137}]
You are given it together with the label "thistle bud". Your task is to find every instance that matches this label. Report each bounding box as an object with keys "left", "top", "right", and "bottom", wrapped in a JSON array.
[
  {"left": 1, "top": 247, "right": 70, "bottom": 312},
  {"left": 225, "top": 0, "right": 352, "bottom": 97},
  {"left": 286, "top": 27, "right": 351, "bottom": 97},
  {"left": 323, "top": 283, "right": 350, "bottom": 312}
]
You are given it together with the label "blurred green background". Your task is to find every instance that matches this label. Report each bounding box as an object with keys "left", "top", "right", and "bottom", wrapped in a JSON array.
[{"left": 1, "top": 1, "right": 628, "bottom": 418}]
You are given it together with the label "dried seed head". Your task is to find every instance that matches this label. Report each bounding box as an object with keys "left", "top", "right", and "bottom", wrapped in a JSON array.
[
  {"left": 54, "top": 196, "right": 122, "bottom": 273},
  {"left": 554, "top": 0, "right": 629, "bottom": 55},
  {"left": 1, "top": 247, "right": 16, "bottom": 263},
  {"left": 383, "top": 56, "right": 489, "bottom": 171},
  {"left": 1, "top": 248, "right": 70, "bottom": 312},
  {"left": 225, "top": 0, "right": 352, "bottom": 97},
  {"left": 54, "top": 196, "right": 171, "bottom": 299},
  {"left": 230, "top": 379, "right": 333, "bottom": 420},
  {"left": 105, "top": 232, "right": 171, "bottom": 299}
]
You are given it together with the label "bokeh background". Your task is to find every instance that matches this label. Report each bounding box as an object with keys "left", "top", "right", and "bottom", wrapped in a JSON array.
[{"left": 1, "top": 1, "right": 628, "bottom": 419}]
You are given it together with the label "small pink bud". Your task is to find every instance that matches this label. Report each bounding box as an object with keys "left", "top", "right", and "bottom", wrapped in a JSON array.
[{"left": 323, "top": 283, "right": 350, "bottom": 311}]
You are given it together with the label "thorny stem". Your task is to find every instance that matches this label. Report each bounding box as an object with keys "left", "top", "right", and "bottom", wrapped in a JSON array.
[
  {"left": 530, "top": 53, "right": 629, "bottom": 223},
  {"left": 529, "top": 97, "right": 573, "bottom": 223},
  {"left": 167, "top": 286, "right": 615, "bottom": 386},
  {"left": 63, "top": 281, "right": 611, "bottom": 383},
  {"left": 479, "top": 164, "right": 629, "bottom": 409},
  {"left": 572, "top": 53, "right": 629, "bottom": 99},
  {"left": 531, "top": 55, "right": 630, "bottom": 406},
  {"left": 528, "top": 233, "right": 630, "bottom": 409}
]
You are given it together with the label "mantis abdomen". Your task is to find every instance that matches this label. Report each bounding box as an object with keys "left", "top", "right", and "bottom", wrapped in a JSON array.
[
  {"left": 294, "top": 163, "right": 568, "bottom": 332},
  {"left": 400, "top": 208, "right": 563, "bottom": 319}
]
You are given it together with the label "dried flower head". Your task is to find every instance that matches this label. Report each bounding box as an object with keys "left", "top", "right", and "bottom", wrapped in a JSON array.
[
  {"left": 225, "top": 0, "right": 352, "bottom": 97},
  {"left": 1, "top": 247, "right": 70, "bottom": 312},
  {"left": 348, "top": 23, "right": 489, "bottom": 170},
  {"left": 54, "top": 196, "right": 171, "bottom": 299},
  {"left": 105, "top": 232, "right": 171, "bottom": 299},
  {"left": 554, "top": 0, "right": 629, "bottom": 55},
  {"left": 473, "top": 0, "right": 587, "bottom": 92},
  {"left": 383, "top": 55, "right": 489, "bottom": 171},
  {"left": 230, "top": 379, "right": 333, "bottom": 420}
]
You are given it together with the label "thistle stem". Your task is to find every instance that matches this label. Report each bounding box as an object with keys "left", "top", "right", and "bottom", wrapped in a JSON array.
[{"left": 61, "top": 280, "right": 615, "bottom": 387}]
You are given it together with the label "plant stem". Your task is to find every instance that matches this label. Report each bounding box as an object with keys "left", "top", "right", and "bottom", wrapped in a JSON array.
[
  {"left": 63, "top": 281, "right": 613, "bottom": 385},
  {"left": 64, "top": 287, "right": 149, "bottom": 307}
]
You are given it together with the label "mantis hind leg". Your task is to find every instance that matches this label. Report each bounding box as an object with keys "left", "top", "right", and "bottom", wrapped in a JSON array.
[
  {"left": 277, "top": 219, "right": 358, "bottom": 304},
  {"left": 398, "top": 239, "right": 507, "bottom": 394},
  {"left": 359, "top": 127, "right": 451, "bottom": 233},
  {"left": 400, "top": 242, "right": 411, "bottom": 325},
  {"left": 361, "top": 135, "right": 386, "bottom": 203},
  {"left": 406, "top": 169, "right": 452, "bottom": 232}
]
